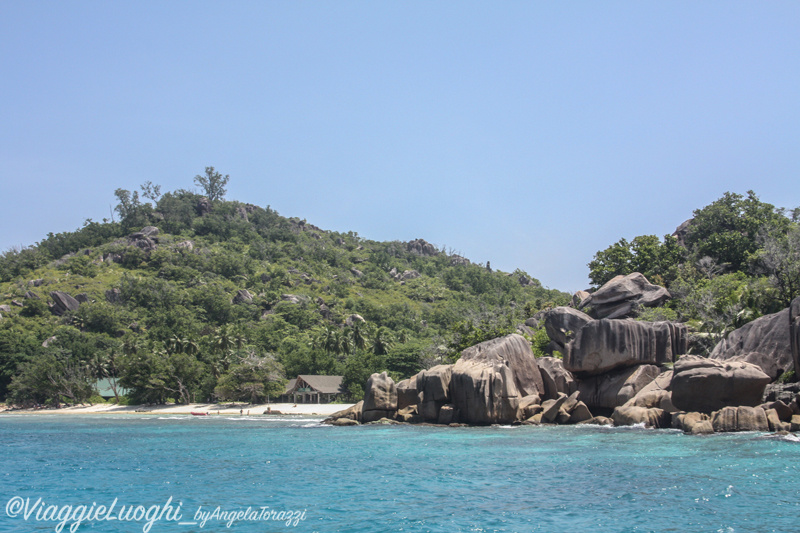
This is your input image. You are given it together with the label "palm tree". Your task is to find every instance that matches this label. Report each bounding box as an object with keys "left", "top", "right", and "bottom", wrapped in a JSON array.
[{"left": 371, "top": 326, "right": 395, "bottom": 356}]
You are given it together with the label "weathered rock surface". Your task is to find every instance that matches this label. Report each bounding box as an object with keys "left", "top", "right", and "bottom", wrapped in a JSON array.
[
  {"left": 543, "top": 307, "right": 592, "bottom": 353},
  {"left": 459, "top": 334, "right": 544, "bottom": 397},
  {"left": 407, "top": 238, "right": 438, "bottom": 256},
  {"left": 579, "top": 273, "right": 671, "bottom": 319},
  {"left": 396, "top": 375, "right": 419, "bottom": 411},
  {"left": 611, "top": 405, "right": 669, "bottom": 428},
  {"left": 791, "top": 296, "right": 800, "bottom": 377},
  {"left": 711, "top": 406, "right": 768, "bottom": 432},
  {"left": 416, "top": 365, "right": 453, "bottom": 421},
  {"left": 50, "top": 291, "right": 80, "bottom": 316},
  {"left": 536, "top": 357, "right": 577, "bottom": 400},
  {"left": 451, "top": 348, "right": 520, "bottom": 425},
  {"left": 363, "top": 372, "right": 397, "bottom": 415},
  {"left": 623, "top": 370, "right": 676, "bottom": 412},
  {"left": 566, "top": 319, "right": 686, "bottom": 375},
  {"left": 671, "top": 355, "right": 772, "bottom": 413},
  {"left": 710, "top": 307, "right": 794, "bottom": 378},
  {"left": 0, "top": 305, "right": 11, "bottom": 313},
  {"left": 325, "top": 401, "right": 363, "bottom": 423},
  {"left": 578, "top": 365, "right": 661, "bottom": 411}
]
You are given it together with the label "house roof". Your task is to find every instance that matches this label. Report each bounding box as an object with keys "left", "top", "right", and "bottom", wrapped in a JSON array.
[
  {"left": 284, "top": 378, "right": 297, "bottom": 395},
  {"left": 289, "top": 375, "right": 345, "bottom": 395}
]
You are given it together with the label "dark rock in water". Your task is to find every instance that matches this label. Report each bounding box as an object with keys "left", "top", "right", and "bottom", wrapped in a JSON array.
[
  {"left": 671, "top": 355, "right": 771, "bottom": 413},
  {"left": 330, "top": 418, "right": 359, "bottom": 426},
  {"left": 363, "top": 372, "right": 397, "bottom": 421},
  {"left": 673, "top": 411, "right": 712, "bottom": 434},
  {"left": 543, "top": 307, "right": 592, "bottom": 353},
  {"left": 566, "top": 319, "right": 685, "bottom": 375},
  {"left": 325, "top": 401, "right": 363, "bottom": 424},
  {"left": 50, "top": 291, "right": 80, "bottom": 316},
  {"left": 459, "top": 334, "right": 544, "bottom": 397},
  {"left": 232, "top": 289, "right": 254, "bottom": 304},
  {"left": 578, "top": 365, "right": 661, "bottom": 411},
  {"left": 710, "top": 307, "right": 794, "bottom": 378},
  {"left": 579, "top": 273, "right": 670, "bottom": 319},
  {"left": 537, "top": 357, "right": 577, "bottom": 400}
]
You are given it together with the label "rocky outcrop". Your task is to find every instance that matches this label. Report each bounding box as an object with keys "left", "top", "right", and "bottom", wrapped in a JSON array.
[
  {"left": 671, "top": 355, "right": 772, "bottom": 413},
  {"left": 790, "top": 296, "right": 800, "bottom": 377},
  {"left": 710, "top": 307, "right": 793, "bottom": 378},
  {"left": 579, "top": 273, "right": 670, "bottom": 319},
  {"left": 623, "top": 371, "right": 676, "bottom": 412},
  {"left": 49, "top": 291, "right": 80, "bottom": 316},
  {"left": 711, "top": 406, "right": 768, "bottom": 432},
  {"left": 232, "top": 289, "right": 254, "bottom": 304},
  {"left": 196, "top": 197, "right": 212, "bottom": 216},
  {"left": 407, "top": 239, "right": 437, "bottom": 256},
  {"left": 578, "top": 365, "right": 661, "bottom": 411},
  {"left": 416, "top": 365, "right": 453, "bottom": 421},
  {"left": 399, "top": 270, "right": 420, "bottom": 281},
  {"left": 611, "top": 405, "right": 669, "bottom": 428},
  {"left": 459, "top": 334, "right": 544, "bottom": 397},
  {"left": 543, "top": 307, "right": 592, "bottom": 353},
  {"left": 363, "top": 372, "right": 397, "bottom": 422},
  {"left": 566, "top": 319, "right": 686, "bottom": 375},
  {"left": 536, "top": 357, "right": 577, "bottom": 400},
  {"left": 105, "top": 288, "right": 121, "bottom": 304},
  {"left": 451, "top": 357, "right": 519, "bottom": 425}
]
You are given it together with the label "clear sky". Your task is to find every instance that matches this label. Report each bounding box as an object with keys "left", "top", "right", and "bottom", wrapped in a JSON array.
[{"left": 2, "top": 2, "right": 798, "bottom": 292}]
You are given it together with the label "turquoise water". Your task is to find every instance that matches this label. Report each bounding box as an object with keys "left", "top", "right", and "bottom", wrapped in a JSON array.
[{"left": 0, "top": 415, "right": 798, "bottom": 533}]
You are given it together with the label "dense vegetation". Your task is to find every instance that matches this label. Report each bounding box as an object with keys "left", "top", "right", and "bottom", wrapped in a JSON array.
[
  {"left": 588, "top": 190, "right": 800, "bottom": 355},
  {"left": 0, "top": 168, "right": 567, "bottom": 406}
]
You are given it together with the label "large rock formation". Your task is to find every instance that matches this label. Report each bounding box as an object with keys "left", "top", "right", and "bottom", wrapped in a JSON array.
[
  {"left": 622, "top": 370, "right": 676, "bottom": 412},
  {"left": 49, "top": 291, "right": 80, "bottom": 316},
  {"left": 450, "top": 357, "right": 520, "bottom": 425},
  {"left": 363, "top": 372, "right": 397, "bottom": 422},
  {"left": 536, "top": 357, "right": 577, "bottom": 400},
  {"left": 711, "top": 406, "right": 769, "bottom": 432},
  {"left": 459, "top": 334, "right": 544, "bottom": 397},
  {"left": 543, "top": 307, "right": 592, "bottom": 354},
  {"left": 407, "top": 238, "right": 438, "bottom": 256},
  {"left": 790, "top": 296, "right": 800, "bottom": 378},
  {"left": 416, "top": 365, "right": 453, "bottom": 421},
  {"left": 566, "top": 319, "right": 686, "bottom": 375},
  {"left": 671, "top": 355, "right": 771, "bottom": 413},
  {"left": 579, "top": 273, "right": 670, "bottom": 319},
  {"left": 577, "top": 364, "right": 661, "bottom": 411},
  {"left": 710, "top": 307, "right": 794, "bottom": 378}
]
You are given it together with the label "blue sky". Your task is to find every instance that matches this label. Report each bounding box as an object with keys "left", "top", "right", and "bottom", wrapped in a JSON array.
[{"left": 2, "top": 2, "right": 798, "bottom": 292}]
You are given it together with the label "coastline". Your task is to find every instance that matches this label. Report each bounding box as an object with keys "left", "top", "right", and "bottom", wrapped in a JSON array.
[{"left": 0, "top": 402, "right": 354, "bottom": 417}]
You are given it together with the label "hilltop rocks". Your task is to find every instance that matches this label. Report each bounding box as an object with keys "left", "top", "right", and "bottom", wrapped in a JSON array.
[
  {"left": 566, "top": 319, "right": 686, "bottom": 375},
  {"left": 579, "top": 273, "right": 670, "bottom": 319},
  {"left": 671, "top": 355, "right": 771, "bottom": 413},
  {"left": 49, "top": 291, "right": 80, "bottom": 316},
  {"left": 710, "top": 307, "right": 793, "bottom": 378},
  {"left": 407, "top": 239, "right": 438, "bottom": 256}
]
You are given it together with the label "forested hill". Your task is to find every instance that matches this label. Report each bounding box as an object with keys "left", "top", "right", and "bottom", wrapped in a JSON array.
[{"left": 0, "top": 168, "right": 568, "bottom": 405}]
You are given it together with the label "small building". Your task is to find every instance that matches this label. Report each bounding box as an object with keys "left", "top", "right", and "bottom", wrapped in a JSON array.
[{"left": 283, "top": 375, "right": 345, "bottom": 404}]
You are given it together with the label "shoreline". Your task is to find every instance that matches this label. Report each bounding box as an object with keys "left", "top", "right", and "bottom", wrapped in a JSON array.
[{"left": 0, "top": 402, "right": 353, "bottom": 417}]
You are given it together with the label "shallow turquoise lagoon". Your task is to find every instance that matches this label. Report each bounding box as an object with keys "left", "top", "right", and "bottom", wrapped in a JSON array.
[{"left": 0, "top": 415, "right": 798, "bottom": 532}]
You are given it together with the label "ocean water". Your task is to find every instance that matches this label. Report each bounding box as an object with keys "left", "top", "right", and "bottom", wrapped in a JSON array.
[{"left": 0, "top": 415, "right": 798, "bottom": 533}]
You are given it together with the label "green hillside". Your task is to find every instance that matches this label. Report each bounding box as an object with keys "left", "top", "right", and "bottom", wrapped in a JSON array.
[{"left": 0, "top": 169, "right": 568, "bottom": 406}]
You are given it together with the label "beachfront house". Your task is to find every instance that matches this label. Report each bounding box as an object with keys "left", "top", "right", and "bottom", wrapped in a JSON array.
[{"left": 283, "top": 375, "right": 345, "bottom": 404}]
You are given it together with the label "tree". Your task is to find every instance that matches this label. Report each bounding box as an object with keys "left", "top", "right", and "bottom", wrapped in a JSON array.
[
  {"left": 140, "top": 181, "right": 162, "bottom": 203},
  {"left": 588, "top": 234, "right": 683, "bottom": 287},
  {"left": 753, "top": 223, "right": 800, "bottom": 307},
  {"left": 214, "top": 349, "right": 285, "bottom": 403},
  {"left": 194, "top": 166, "right": 229, "bottom": 203},
  {"left": 684, "top": 191, "right": 788, "bottom": 273}
]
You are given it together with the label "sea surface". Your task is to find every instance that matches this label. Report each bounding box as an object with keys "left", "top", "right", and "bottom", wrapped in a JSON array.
[{"left": 0, "top": 414, "right": 798, "bottom": 533}]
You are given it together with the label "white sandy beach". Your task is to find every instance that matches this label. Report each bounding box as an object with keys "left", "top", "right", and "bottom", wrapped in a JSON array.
[{"left": 0, "top": 402, "right": 354, "bottom": 417}]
